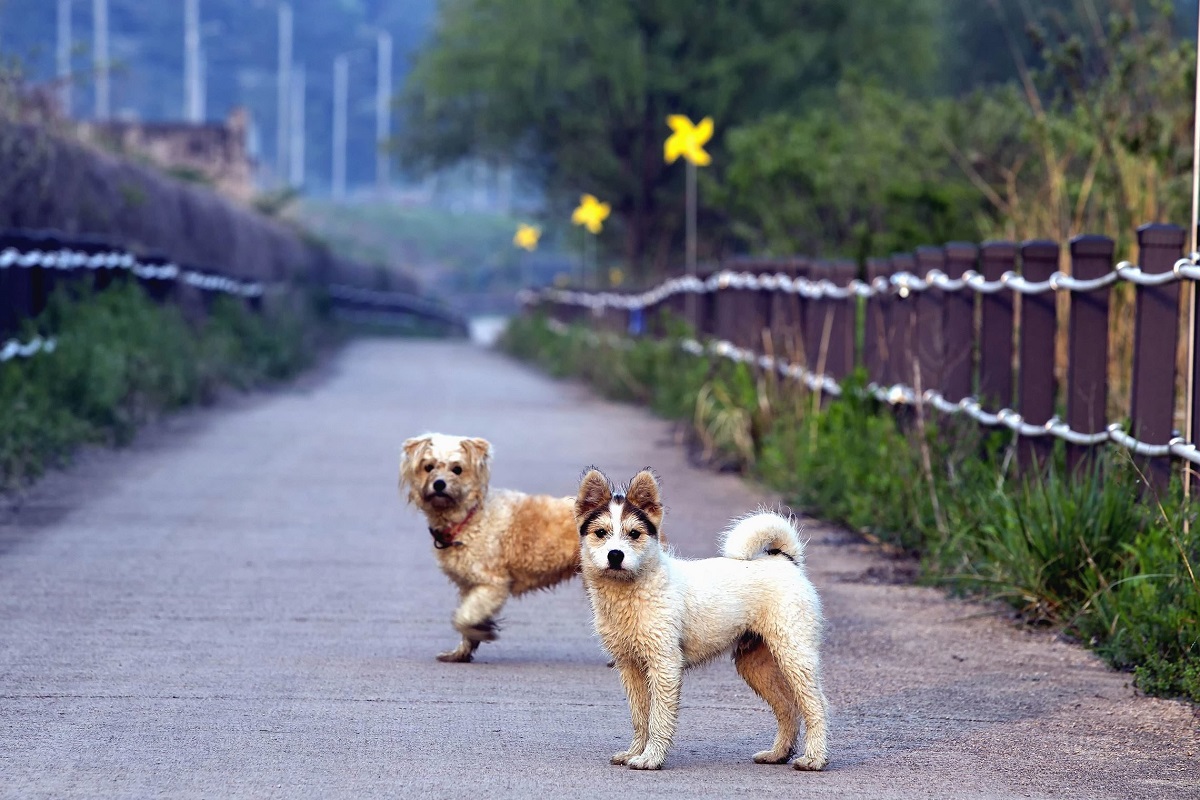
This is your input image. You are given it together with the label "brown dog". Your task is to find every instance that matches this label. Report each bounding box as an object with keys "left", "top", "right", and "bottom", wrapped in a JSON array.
[{"left": 399, "top": 433, "right": 578, "bottom": 662}]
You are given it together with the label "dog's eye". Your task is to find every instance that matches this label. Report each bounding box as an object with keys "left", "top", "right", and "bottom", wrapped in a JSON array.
[
  {"left": 451, "top": 466, "right": 463, "bottom": 475},
  {"left": 424, "top": 464, "right": 434, "bottom": 473},
  {"left": 593, "top": 528, "right": 609, "bottom": 539},
  {"left": 628, "top": 530, "right": 641, "bottom": 540}
]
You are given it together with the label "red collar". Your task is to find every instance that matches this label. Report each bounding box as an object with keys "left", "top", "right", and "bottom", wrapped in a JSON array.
[{"left": 429, "top": 506, "right": 477, "bottom": 549}]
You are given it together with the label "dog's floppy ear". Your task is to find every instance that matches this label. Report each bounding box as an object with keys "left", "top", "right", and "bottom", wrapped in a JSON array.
[
  {"left": 460, "top": 437, "right": 493, "bottom": 468},
  {"left": 625, "top": 469, "right": 663, "bottom": 525},
  {"left": 398, "top": 435, "right": 432, "bottom": 492},
  {"left": 576, "top": 467, "right": 612, "bottom": 520}
]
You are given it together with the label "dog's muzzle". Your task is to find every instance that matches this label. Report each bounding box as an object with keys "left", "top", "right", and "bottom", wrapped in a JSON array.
[{"left": 425, "top": 490, "right": 457, "bottom": 510}]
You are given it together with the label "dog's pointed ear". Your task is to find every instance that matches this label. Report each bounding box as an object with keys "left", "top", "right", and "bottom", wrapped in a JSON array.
[
  {"left": 576, "top": 468, "right": 612, "bottom": 520},
  {"left": 625, "top": 469, "right": 663, "bottom": 524}
]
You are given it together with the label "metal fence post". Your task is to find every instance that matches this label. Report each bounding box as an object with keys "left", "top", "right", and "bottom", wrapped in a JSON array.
[{"left": 1131, "top": 224, "right": 1185, "bottom": 490}]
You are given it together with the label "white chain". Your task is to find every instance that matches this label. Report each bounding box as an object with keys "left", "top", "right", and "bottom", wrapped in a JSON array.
[
  {"left": 0, "top": 335, "right": 57, "bottom": 362},
  {"left": 0, "top": 246, "right": 264, "bottom": 298},
  {"left": 524, "top": 253, "right": 1200, "bottom": 311}
]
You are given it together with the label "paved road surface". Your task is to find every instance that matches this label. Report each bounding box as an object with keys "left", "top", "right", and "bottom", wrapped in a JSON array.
[{"left": 1, "top": 339, "right": 1196, "bottom": 799}]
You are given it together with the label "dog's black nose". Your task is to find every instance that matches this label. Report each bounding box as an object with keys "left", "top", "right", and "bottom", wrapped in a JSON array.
[
  {"left": 433, "top": 479, "right": 446, "bottom": 493},
  {"left": 607, "top": 550, "right": 624, "bottom": 568}
]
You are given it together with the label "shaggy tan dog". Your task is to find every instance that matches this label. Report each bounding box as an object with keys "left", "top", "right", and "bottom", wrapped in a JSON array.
[
  {"left": 399, "top": 433, "right": 578, "bottom": 662},
  {"left": 575, "top": 467, "right": 829, "bottom": 771}
]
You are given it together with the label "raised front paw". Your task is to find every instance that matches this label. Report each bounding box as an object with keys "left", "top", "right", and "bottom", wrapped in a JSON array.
[
  {"left": 455, "top": 617, "right": 500, "bottom": 642},
  {"left": 626, "top": 752, "right": 664, "bottom": 770},
  {"left": 792, "top": 752, "right": 828, "bottom": 771}
]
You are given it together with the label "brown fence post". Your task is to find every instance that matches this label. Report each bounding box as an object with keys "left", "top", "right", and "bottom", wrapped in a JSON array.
[
  {"left": 978, "top": 242, "right": 1017, "bottom": 409},
  {"left": 864, "top": 257, "right": 890, "bottom": 386},
  {"left": 890, "top": 253, "right": 917, "bottom": 390},
  {"left": 943, "top": 242, "right": 978, "bottom": 403},
  {"left": 1017, "top": 241, "right": 1060, "bottom": 469},
  {"left": 771, "top": 257, "right": 808, "bottom": 365},
  {"left": 754, "top": 261, "right": 778, "bottom": 354},
  {"left": 1066, "top": 235, "right": 1114, "bottom": 472},
  {"left": 1131, "top": 224, "right": 1185, "bottom": 490},
  {"left": 805, "top": 261, "right": 832, "bottom": 372},
  {"left": 914, "top": 246, "right": 946, "bottom": 398},
  {"left": 826, "top": 260, "right": 857, "bottom": 382}
]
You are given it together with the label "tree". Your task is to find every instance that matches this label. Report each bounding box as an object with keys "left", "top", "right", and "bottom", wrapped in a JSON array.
[{"left": 400, "top": 0, "right": 942, "bottom": 279}]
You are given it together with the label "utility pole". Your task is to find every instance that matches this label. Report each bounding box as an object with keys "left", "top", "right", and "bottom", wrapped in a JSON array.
[
  {"left": 276, "top": 2, "right": 293, "bottom": 186},
  {"left": 375, "top": 30, "right": 392, "bottom": 193},
  {"left": 184, "top": 0, "right": 201, "bottom": 122},
  {"left": 332, "top": 54, "right": 348, "bottom": 201},
  {"left": 289, "top": 64, "right": 306, "bottom": 188},
  {"left": 56, "top": 0, "right": 71, "bottom": 117},
  {"left": 93, "top": 0, "right": 109, "bottom": 119}
]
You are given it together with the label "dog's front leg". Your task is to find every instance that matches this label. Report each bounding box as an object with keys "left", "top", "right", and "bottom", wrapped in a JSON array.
[
  {"left": 452, "top": 581, "right": 510, "bottom": 641},
  {"left": 610, "top": 659, "right": 650, "bottom": 765},
  {"left": 625, "top": 655, "right": 682, "bottom": 770}
]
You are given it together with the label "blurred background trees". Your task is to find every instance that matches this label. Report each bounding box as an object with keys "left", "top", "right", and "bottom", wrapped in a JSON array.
[{"left": 402, "top": 0, "right": 1196, "bottom": 278}]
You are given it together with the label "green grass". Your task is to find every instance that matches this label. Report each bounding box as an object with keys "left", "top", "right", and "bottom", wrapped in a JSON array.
[
  {"left": 502, "top": 313, "right": 1200, "bottom": 703},
  {"left": 0, "top": 281, "right": 323, "bottom": 489}
]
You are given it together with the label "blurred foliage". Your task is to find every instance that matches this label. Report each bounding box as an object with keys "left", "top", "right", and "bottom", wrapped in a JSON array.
[
  {"left": 401, "top": 0, "right": 943, "bottom": 279},
  {"left": 711, "top": 84, "right": 986, "bottom": 260},
  {"left": 404, "top": 0, "right": 1195, "bottom": 271},
  {"left": 0, "top": 282, "right": 323, "bottom": 490}
]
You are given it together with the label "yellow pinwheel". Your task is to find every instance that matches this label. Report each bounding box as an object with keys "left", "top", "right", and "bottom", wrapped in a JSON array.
[
  {"left": 513, "top": 223, "right": 541, "bottom": 251},
  {"left": 571, "top": 193, "right": 610, "bottom": 234},
  {"left": 664, "top": 114, "right": 713, "bottom": 166}
]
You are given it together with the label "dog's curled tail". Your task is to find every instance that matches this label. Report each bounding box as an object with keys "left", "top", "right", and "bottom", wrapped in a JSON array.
[{"left": 720, "top": 511, "right": 805, "bottom": 563}]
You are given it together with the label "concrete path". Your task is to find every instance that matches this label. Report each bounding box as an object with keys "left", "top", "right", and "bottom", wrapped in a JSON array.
[{"left": 0, "top": 339, "right": 1196, "bottom": 799}]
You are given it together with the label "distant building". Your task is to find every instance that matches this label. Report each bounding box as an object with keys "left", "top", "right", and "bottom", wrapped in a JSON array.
[{"left": 79, "top": 108, "right": 256, "bottom": 203}]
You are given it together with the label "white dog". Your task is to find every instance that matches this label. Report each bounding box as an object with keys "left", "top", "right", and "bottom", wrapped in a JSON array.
[
  {"left": 574, "top": 467, "right": 829, "bottom": 771},
  {"left": 399, "top": 433, "right": 578, "bottom": 662}
]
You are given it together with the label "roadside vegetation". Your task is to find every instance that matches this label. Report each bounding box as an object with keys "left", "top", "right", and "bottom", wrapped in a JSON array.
[
  {"left": 502, "top": 313, "right": 1200, "bottom": 704},
  {"left": 0, "top": 282, "right": 323, "bottom": 491}
]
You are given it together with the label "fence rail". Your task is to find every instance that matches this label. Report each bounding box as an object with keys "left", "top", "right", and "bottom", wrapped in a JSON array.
[
  {"left": 0, "top": 228, "right": 469, "bottom": 348},
  {"left": 526, "top": 223, "right": 1196, "bottom": 488}
]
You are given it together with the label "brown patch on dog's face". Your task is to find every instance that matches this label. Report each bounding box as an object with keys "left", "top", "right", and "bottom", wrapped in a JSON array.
[{"left": 399, "top": 434, "right": 492, "bottom": 516}]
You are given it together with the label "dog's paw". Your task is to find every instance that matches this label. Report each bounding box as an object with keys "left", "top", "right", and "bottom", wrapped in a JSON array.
[
  {"left": 792, "top": 752, "right": 828, "bottom": 771},
  {"left": 626, "top": 753, "right": 664, "bottom": 770},
  {"left": 753, "top": 747, "right": 795, "bottom": 764},
  {"left": 436, "top": 648, "right": 475, "bottom": 663},
  {"left": 610, "top": 751, "right": 633, "bottom": 765}
]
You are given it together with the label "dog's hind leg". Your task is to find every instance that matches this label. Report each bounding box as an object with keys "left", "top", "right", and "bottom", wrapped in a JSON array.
[
  {"left": 767, "top": 639, "right": 829, "bottom": 771},
  {"left": 733, "top": 635, "right": 798, "bottom": 764},
  {"left": 611, "top": 659, "right": 651, "bottom": 765}
]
